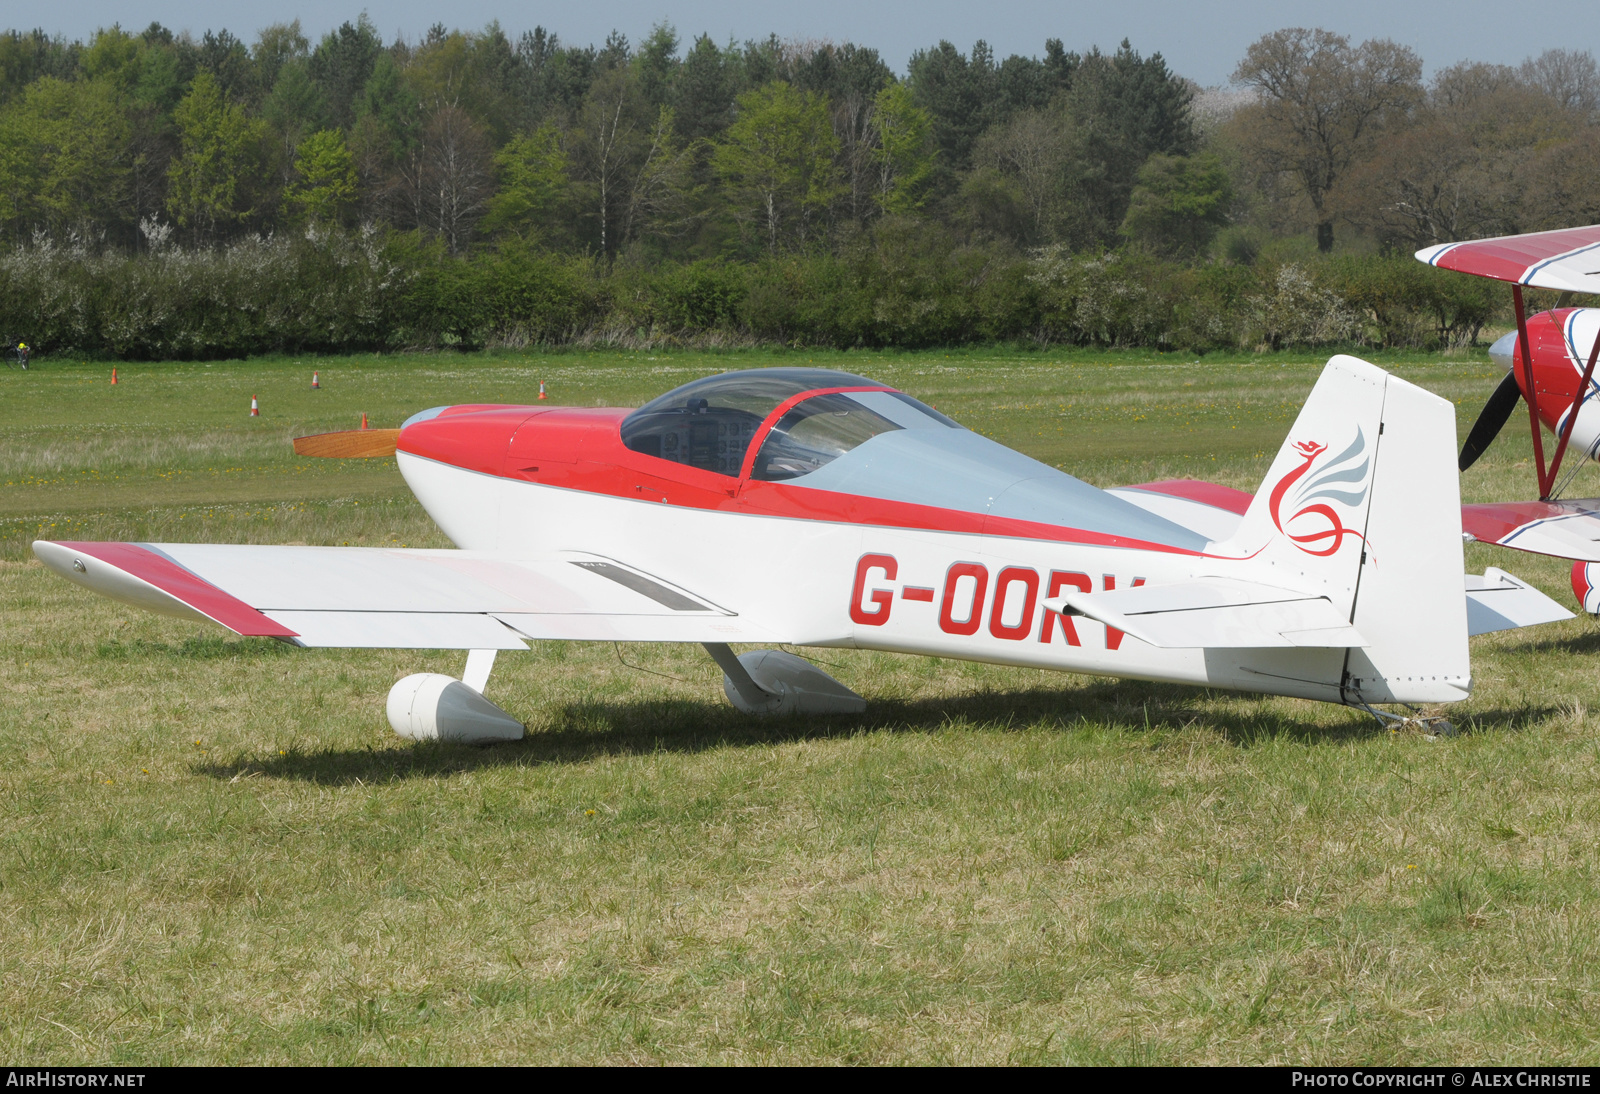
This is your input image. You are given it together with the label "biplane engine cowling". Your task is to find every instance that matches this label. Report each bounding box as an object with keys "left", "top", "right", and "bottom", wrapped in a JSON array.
[{"left": 386, "top": 673, "right": 525, "bottom": 743}]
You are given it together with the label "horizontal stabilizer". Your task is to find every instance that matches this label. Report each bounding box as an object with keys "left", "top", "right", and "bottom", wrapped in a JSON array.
[
  {"left": 293, "top": 429, "right": 401, "bottom": 458},
  {"left": 1044, "top": 577, "right": 1367, "bottom": 649},
  {"left": 1464, "top": 568, "right": 1574, "bottom": 635}
]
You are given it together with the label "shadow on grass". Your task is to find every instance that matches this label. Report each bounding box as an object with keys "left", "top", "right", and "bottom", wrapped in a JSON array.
[
  {"left": 1497, "top": 629, "right": 1600, "bottom": 656},
  {"left": 196, "top": 677, "right": 1561, "bottom": 785}
]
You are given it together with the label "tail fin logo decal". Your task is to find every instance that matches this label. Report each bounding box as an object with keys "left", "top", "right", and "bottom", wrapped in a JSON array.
[{"left": 1269, "top": 428, "right": 1370, "bottom": 557}]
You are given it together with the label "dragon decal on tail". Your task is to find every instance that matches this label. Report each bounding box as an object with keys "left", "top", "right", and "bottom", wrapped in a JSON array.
[{"left": 1268, "top": 429, "right": 1371, "bottom": 557}]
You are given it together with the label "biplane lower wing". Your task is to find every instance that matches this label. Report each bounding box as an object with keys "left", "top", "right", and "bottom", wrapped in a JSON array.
[
  {"left": 1460, "top": 499, "right": 1600, "bottom": 563},
  {"left": 32, "top": 540, "right": 789, "bottom": 648}
]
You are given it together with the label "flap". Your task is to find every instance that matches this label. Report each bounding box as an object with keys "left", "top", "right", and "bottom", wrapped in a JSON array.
[
  {"left": 273, "top": 611, "right": 530, "bottom": 649},
  {"left": 1044, "top": 577, "right": 1367, "bottom": 649}
]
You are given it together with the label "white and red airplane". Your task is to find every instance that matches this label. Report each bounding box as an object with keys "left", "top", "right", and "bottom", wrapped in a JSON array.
[{"left": 32, "top": 354, "right": 1569, "bottom": 740}]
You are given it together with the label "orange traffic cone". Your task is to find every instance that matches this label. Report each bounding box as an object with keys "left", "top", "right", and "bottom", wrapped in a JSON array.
[
  {"left": 110, "top": 368, "right": 118, "bottom": 385},
  {"left": 250, "top": 395, "right": 259, "bottom": 417},
  {"left": 538, "top": 381, "right": 548, "bottom": 400},
  {"left": 360, "top": 413, "right": 368, "bottom": 430},
  {"left": 311, "top": 371, "right": 320, "bottom": 389}
]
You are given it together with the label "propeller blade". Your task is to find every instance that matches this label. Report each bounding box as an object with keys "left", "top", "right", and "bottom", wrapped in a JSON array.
[
  {"left": 1458, "top": 372, "right": 1523, "bottom": 472},
  {"left": 292, "top": 428, "right": 401, "bottom": 458}
]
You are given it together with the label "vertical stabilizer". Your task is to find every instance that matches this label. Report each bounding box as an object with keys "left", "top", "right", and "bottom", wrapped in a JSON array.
[
  {"left": 1219, "top": 355, "right": 1468, "bottom": 704},
  {"left": 1221, "top": 356, "right": 1387, "bottom": 621}
]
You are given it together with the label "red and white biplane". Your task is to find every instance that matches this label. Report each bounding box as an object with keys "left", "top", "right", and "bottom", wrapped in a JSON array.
[
  {"left": 33, "top": 354, "right": 1570, "bottom": 740},
  {"left": 1413, "top": 225, "right": 1600, "bottom": 611}
]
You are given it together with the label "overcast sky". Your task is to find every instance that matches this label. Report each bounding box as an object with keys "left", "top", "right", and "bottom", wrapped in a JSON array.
[{"left": 23, "top": 1, "right": 1600, "bottom": 86}]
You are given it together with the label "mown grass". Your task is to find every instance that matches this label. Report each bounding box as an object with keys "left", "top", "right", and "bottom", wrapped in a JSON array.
[{"left": 3, "top": 347, "right": 1600, "bottom": 1064}]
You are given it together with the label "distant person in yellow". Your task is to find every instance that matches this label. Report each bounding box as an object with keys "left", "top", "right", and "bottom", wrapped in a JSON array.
[{"left": 16, "top": 342, "right": 27, "bottom": 369}]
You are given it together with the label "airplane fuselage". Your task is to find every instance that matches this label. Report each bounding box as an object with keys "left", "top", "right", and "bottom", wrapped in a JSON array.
[{"left": 394, "top": 385, "right": 1464, "bottom": 708}]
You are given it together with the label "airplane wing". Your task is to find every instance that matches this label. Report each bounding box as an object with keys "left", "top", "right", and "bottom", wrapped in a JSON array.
[
  {"left": 1045, "top": 570, "right": 1571, "bottom": 648},
  {"left": 1417, "top": 225, "right": 1600, "bottom": 293},
  {"left": 33, "top": 540, "right": 787, "bottom": 648},
  {"left": 1461, "top": 499, "right": 1600, "bottom": 562}
]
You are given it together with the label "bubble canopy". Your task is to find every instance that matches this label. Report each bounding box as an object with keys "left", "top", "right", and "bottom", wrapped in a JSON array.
[
  {"left": 620, "top": 368, "right": 958, "bottom": 478},
  {"left": 616, "top": 366, "right": 1206, "bottom": 549}
]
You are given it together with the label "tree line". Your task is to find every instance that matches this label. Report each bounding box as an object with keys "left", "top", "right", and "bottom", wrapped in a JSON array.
[{"left": 0, "top": 19, "right": 1595, "bottom": 355}]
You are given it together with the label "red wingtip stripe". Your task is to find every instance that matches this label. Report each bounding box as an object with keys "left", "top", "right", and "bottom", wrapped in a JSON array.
[{"left": 53, "top": 541, "right": 299, "bottom": 638}]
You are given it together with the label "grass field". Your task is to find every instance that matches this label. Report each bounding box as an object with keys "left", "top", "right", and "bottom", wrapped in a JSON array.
[{"left": 4, "top": 346, "right": 1600, "bottom": 1064}]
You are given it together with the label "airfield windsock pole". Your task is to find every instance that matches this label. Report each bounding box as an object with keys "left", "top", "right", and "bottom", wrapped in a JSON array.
[
  {"left": 538, "top": 381, "right": 548, "bottom": 400},
  {"left": 110, "top": 368, "right": 117, "bottom": 385},
  {"left": 250, "top": 395, "right": 259, "bottom": 417},
  {"left": 311, "top": 371, "right": 320, "bottom": 389}
]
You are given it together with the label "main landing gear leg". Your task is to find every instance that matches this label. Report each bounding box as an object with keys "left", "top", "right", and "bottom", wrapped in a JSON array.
[{"left": 702, "top": 643, "right": 867, "bottom": 716}]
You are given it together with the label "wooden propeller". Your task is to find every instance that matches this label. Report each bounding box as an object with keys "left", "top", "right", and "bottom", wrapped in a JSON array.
[{"left": 292, "top": 428, "right": 401, "bottom": 458}]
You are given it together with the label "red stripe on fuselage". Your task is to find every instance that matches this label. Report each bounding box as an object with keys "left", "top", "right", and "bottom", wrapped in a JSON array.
[{"left": 52, "top": 541, "right": 298, "bottom": 637}]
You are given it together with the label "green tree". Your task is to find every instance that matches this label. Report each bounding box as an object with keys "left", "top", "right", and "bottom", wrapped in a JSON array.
[
  {"left": 1120, "top": 152, "right": 1233, "bottom": 257},
  {"left": 309, "top": 16, "right": 382, "bottom": 129},
  {"left": 571, "top": 66, "right": 691, "bottom": 260},
  {"left": 0, "top": 76, "right": 131, "bottom": 235},
  {"left": 674, "top": 34, "right": 735, "bottom": 140},
  {"left": 713, "top": 82, "right": 840, "bottom": 251},
  {"left": 1231, "top": 27, "right": 1422, "bottom": 252},
  {"left": 1062, "top": 40, "right": 1197, "bottom": 246},
  {"left": 965, "top": 108, "right": 1078, "bottom": 244},
  {"left": 285, "top": 129, "right": 356, "bottom": 224},
  {"left": 166, "top": 70, "right": 267, "bottom": 238},
  {"left": 907, "top": 40, "right": 999, "bottom": 175},
  {"left": 482, "top": 125, "right": 571, "bottom": 242},
  {"left": 635, "top": 23, "right": 679, "bottom": 110},
  {"left": 253, "top": 21, "right": 310, "bottom": 99},
  {"left": 870, "top": 83, "right": 936, "bottom": 215},
  {"left": 81, "top": 26, "right": 145, "bottom": 95}
]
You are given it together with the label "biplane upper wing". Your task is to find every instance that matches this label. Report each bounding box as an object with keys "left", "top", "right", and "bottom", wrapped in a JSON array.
[
  {"left": 32, "top": 540, "right": 790, "bottom": 648},
  {"left": 1417, "top": 225, "right": 1600, "bottom": 293}
]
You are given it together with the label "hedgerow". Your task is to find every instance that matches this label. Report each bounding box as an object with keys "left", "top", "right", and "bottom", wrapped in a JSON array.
[{"left": 0, "top": 227, "right": 1506, "bottom": 359}]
